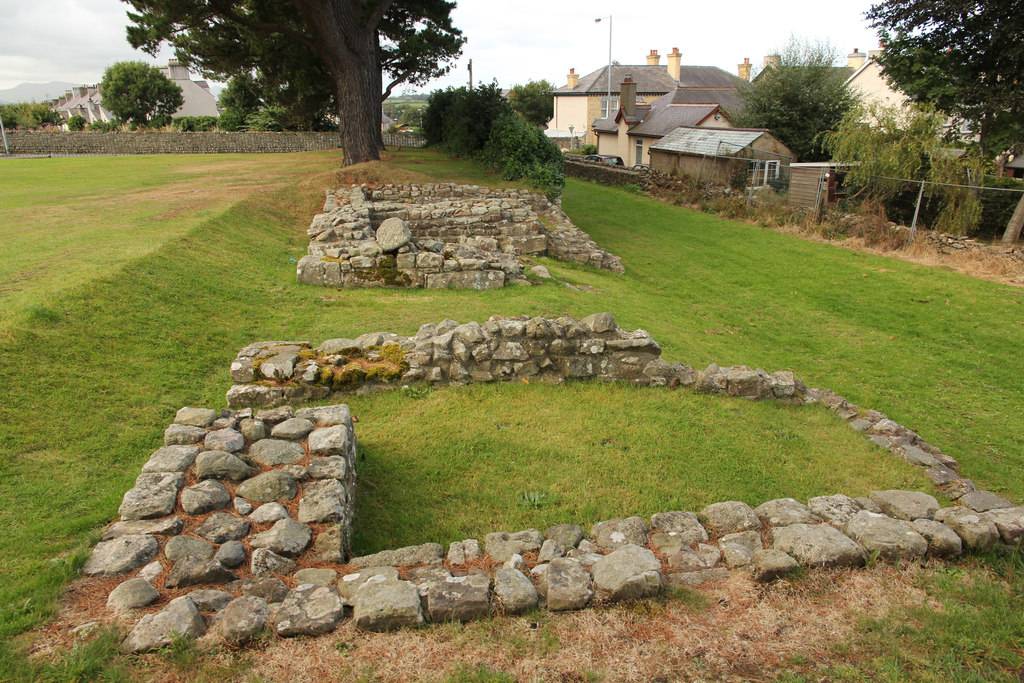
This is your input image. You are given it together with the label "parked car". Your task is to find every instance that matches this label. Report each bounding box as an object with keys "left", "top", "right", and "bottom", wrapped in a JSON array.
[
  {"left": 632, "top": 163, "right": 650, "bottom": 171},
  {"left": 582, "top": 154, "right": 625, "bottom": 167}
]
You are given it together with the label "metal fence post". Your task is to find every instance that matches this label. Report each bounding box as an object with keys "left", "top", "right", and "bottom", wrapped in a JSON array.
[{"left": 909, "top": 179, "right": 925, "bottom": 242}]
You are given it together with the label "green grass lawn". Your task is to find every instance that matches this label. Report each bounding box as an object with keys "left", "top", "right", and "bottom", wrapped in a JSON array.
[
  {"left": 0, "top": 152, "right": 335, "bottom": 330},
  {"left": 0, "top": 148, "right": 1022, "bottom": 681}
]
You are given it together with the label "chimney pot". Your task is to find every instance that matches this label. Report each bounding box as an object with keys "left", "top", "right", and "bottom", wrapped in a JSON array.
[{"left": 646, "top": 49, "right": 661, "bottom": 65}]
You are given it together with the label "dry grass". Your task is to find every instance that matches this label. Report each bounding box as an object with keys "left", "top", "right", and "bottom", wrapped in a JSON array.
[{"left": 27, "top": 563, "right": 938, "bottom": 682}]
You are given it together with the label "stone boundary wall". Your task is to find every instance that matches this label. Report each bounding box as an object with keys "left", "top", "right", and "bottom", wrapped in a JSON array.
[
  {"left": 5, "top": 131, "right": 341, "bottom": 155},
  {"left": 564, "top": 158, "right": 646, "bottom": 186},
  {"left": 297, "top": 184, "right": 624, "bottom": 290},
  {"left": 223, "top": 313, "right": 805, "bottom": 409}
]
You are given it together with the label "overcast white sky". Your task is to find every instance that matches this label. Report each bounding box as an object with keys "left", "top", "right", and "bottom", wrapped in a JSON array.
[{"left": 0, "top": 0, "right": 882, "bottom": 91}]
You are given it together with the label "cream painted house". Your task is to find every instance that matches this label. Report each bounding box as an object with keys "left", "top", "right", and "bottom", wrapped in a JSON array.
[
  {"left": 548, "top": 48, "right": 742, "bottom": 146},
  {"left": 845, "top": 49, "right": 909, "bottom": 110},
  {"left": 593, "top": 75, "right": 742, "bottom": 166}
]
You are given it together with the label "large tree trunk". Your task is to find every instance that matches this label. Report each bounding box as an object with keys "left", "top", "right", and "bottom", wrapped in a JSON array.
[
  {"left": 1002, "top": 192, "right": 1024, "bottom": 244},
  {"left": 292, "top": 0, "right": 392, "bottom": 165}
]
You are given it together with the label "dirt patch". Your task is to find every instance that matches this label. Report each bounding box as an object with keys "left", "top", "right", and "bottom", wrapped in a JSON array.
[{"left": 29, "top": 563, "right": 939, "bottom": 681}]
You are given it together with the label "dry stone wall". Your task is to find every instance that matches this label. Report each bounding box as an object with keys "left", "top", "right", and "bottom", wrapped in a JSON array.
[
  {"left": 296, "top": 184, "right": 623, "bottom": 290},
  {"left": 6, "top": 130, "right": 341, "bottom": 155},
  {"left": 224, "top": 313, "right": 805, "bottom": 409},
  {"left": 86, "top": 313, "right": 1024, "bottom": 653}
]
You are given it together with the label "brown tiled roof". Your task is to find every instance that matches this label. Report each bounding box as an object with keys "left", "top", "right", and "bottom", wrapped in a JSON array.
[
  {"left": 557, "top": 64, "right": 742, "bottom": 95},
  {"left": 593, "top": 86, "right": 746, "bottom": 138}
]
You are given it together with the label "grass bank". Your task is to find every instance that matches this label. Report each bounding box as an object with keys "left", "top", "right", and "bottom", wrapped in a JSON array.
[{"left": 0, "top": 149, "right": 1022, "bottom": 680}]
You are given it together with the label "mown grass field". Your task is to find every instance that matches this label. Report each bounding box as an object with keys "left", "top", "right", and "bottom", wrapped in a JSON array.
[{"left": 0, "top": 148, "right": 1022, "bottom": 681}]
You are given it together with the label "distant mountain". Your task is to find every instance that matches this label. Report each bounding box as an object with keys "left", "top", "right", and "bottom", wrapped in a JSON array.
[{"left": 0, "top": 82, "right": 77, "bottom": 104}]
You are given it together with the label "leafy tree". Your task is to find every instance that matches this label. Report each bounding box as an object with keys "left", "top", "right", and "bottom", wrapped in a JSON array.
[
  {"left": 423, "top": 84, "right": 509, "bottom": 154},
  {"left": 507, "top": 80, "right": 554, "bottom": 127},
  {"left": 99, "top": 61, "right": 183, "bottom": 127},
  {"left": 66, "top": 115, "right": 87, "bottom": 131},
  {"left": 217, "top": 74, "right": 264, "bottom": 132},
  {"left": 826, "top": 102, "right": 988, "bottom": 235},
  {"left": 866, "top": 0, "right": 1024, "bottom": 156},
  {"left": 738, "top": 38, "right": 855, "bottom": 161},
  {"left": 124, "top": 0, "right": 465, "bottom": 165}
]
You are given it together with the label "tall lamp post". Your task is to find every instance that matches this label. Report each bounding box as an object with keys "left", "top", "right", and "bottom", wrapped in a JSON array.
[
  {"left": 594, "top": 15, "right": 612, "bottom": 118},
  {"left": 0, "top": 112, "right": 8, "bottom": 156}
]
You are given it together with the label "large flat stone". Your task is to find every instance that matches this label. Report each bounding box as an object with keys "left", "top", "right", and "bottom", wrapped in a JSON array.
[
  {"left": 544, "top": 558, "right": 593, "bottom": 611},
  {"left": 771, "top": 523, "right": 865, "bottom": 568},
  {"left": 118, "top": 473, "right": 183, "bottom": 520},
  {"left": 935, "top": 507, "right": 1000, "bottom": 550},
  {"left": 84, "top": 535, "right": 158, "bottom": 576},
  {"left": 426, "top": 574, "right": 491, "bottom": 622},
  {"left": 236, "top": 471, "right": 297, "bottom": 503},
  {"left": 353, "top": 579, "right": 424, "bottom": 631},
  {"left": 754, "top": 498, "right": 817, "bottom": 527},
  {"left": 484, "top": 529, "right": 543, "bottom": 562},
  {"left": 592, "top": 544, "right": 662, "bottom": 601},
  {"left": 141, "top": 445, "right": 199, "bottom": 473},
  {"left": 274, "top": 584, "right": 344, "bottom": 637},
  {"left": 700, "top": 501, "right": 761, "bottom": 536},
  {"left": 869, "top": 490, "right": 939, "bottom": 521},
  {"left": 844, "top": 511, "right": 928, "bottom": 561},
  {"left": 591, "top": 517, "right": 648, "bottom": 550},
  {"left": 493, "top": 567, "right": 539, "bottom": 614},
  {"left": 983, "top": 507, "right": 1024, "bottom": 545}
]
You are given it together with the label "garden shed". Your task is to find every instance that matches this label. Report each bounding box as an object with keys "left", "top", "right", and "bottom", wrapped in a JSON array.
[{"left": 648, "top": 126, "right": 793, "bottom": 187}]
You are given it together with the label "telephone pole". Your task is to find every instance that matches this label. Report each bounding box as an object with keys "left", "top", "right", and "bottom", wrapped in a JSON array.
[{"left": 467, "top": 59, "right": 473, "bottom": 89}]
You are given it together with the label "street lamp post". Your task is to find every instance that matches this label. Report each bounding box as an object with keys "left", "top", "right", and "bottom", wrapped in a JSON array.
[
  {"left": 595, "top": 15, "right": 612, "bottom": 118},
  {"left": 0, "top": 113, "right": 8, "bottom": 155}
]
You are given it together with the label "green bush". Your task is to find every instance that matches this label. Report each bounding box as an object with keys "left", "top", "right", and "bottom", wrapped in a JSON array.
[
  {"left": 244, "top": 106, "right": 285, "bottom": 132},
  {"left": 0, "top": 102, "right": 61, "bottom": 129},
  {"left": 172, "top": 116, "right": 219, "bottom": 132},
  {"left": 481, "top": 112, "right": 564, "bottom": 198},
  {"left": 66, "top": 115, "right": 87, "bottom": 131},
  {"left": 579, "top": 143, "right": 597, "bottom": 155},
  {"left": 423, "top": 84, "right": 508, "bottom": 155},
  {"left": 100, "top": 61, "right": 183, "bottom": 127},
  {"left": 87, "top": 120, "right": 120, "bottom": 132},
  {"left": 423, "top": 85, "right": 564, "bottom": 198}
]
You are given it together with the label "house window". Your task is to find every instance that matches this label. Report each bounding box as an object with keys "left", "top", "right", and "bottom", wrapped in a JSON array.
[
  {"left": 748, "top": 159, "right": 781, "bottom": 186},
  {"left": 634, "top": 139, "right": 644, "bottom": 166},
  {"left": 600, "top": 96, "right": 618, "bottom": 118}
]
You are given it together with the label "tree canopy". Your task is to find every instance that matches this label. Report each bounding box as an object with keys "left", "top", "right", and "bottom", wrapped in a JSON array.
[
  {"left": 737, "top": 38, "right": 855, "bottom": 162},
  {"left": 507, "top": 80, "right": 554, "bottom": 127},
  {"left": 866, "top": 0, "right": 1024, "bottom": 155},
  {"left": 123, "top": 0, "right": 464, "bottom": 163},
  {"left": 99, "top": 61, "right": 183, "bottom": 127}
]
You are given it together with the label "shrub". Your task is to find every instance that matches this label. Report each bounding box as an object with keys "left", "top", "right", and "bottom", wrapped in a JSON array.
[
  {"left": 172, "top": 115, "right": 219, "bottom": 132},
  {"left": 87, "top": 120, "right": 120, "bottom": 132},
  {"left": 480, "top": 112, "right": 564, "bottom": 198},
  {"left": 423, "top": 84, "right": 508, "bottom": 155},
  {"left": 579, "top": 143, "right": 598, "bottom": 155},
  {"left": 0, "top": 102, "right": 61, "bottom": 129},
  {"left": 66, "top": 115, "right": 87, "bottom": 131},
  {"left": 423, "top": 85, "right": 564, "bottom": 198},
  {"left": 244, "top": 106, "right": 286, "bottom": 132}
]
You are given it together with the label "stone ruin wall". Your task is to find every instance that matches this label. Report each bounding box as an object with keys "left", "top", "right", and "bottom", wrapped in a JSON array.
[
  {"left": 83, "top": 313, "right": 1024, "bottom": 652},
  {"left": 296, "top": 184, "right": 623, "bottom": 291},
  {"left": 224, "top": 313, "right": 805, "bottom": 410}
]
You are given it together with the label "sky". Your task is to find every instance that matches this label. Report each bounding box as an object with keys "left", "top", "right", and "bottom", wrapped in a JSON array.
[{"left": 0, "top": 0, "right": 883, "bottom": 92}]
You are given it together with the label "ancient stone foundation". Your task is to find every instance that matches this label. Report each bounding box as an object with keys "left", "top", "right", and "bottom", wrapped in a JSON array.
[
  {"left": 85, "top": 313, "right": 1022, "bottom": 653},
  {"left": 92, "top": 399, "right": 1023, "bottom": 652},
  {"left": 296, "top": 184, "right": 623, "bottom": 290},
  {"left": 225, "top": 313, "right": 805, "bottom": 409}
]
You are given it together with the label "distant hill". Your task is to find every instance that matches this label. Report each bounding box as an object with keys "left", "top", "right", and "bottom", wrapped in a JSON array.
[{"left": 0, "top": 82, "right": 77, "bottom": 104}]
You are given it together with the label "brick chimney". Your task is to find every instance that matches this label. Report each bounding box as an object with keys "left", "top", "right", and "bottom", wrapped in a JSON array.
[
  {"left": 646, "top": 49, "right": 661, "bottom": 66},
  {"left": 620, "top": 75, "right": 637, "bottom": 118},
  {"left": 847, "top": 48, "right": 866, "bottom": 69},
  {"left": 763, "top": 54, "right": 781, "bottom": 69},
  {"left": 566, "top": 67, "right": 579, "bottom": 89},
  {"left": 737, "top": 57, "right": 752, "bottom": 81},
  {"left": 667, "top": 47, "right": 681, "bottom": 81}
]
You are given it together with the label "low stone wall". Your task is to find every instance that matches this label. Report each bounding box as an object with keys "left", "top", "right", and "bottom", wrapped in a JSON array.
[
  {"left": 297, "top": 184, "right": 623, "bottom": 289},
  {"left": 564, "top": 158, "right": 646, "bottom": 186},
  {"left": 92, "top": 403, "right": 1023, "bottom": 652},
  {"left": 84, "top": 315, "right": 1023, "bottom": 652},
  {"left": 5, "top": 130, "right": 341, "bottom": 155},
  {"left": 223, "top": 313, "right": 806, "bottom": 408}
]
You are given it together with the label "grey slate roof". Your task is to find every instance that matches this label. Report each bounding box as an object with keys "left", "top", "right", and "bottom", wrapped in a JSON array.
[
  {"left": 650, "top": 127, "right": 767, "bottom": 157},
  {"left": 557, "top": 64, "right": 742, "bottom": 95},
  {"left": 593, "top": 86, "right": 745, "bottom": 138}
]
